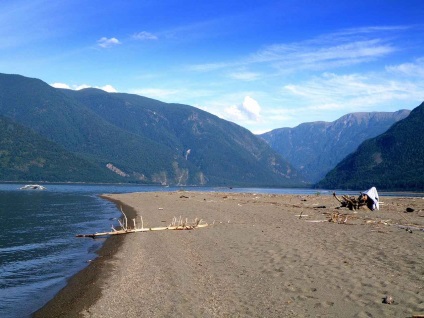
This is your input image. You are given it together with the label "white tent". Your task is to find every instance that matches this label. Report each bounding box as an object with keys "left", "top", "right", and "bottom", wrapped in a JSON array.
[{"left": 361, "top": 187, "right": 379, "bottom": 210}]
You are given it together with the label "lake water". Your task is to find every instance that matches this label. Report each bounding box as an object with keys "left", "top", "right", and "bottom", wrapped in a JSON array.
[
  {"left": 0, "top": 183, "right": 169, "bottom": 318},
  {"left": 0, "top": 183, "right": 420, "bottom": 317}
]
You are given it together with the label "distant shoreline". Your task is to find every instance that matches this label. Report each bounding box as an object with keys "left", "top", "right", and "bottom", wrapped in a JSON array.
[
  {"left": 3, "top": 181, "right": 424, "bottom": 196},
  {"left": 2, "top": 181, "right": 424, "bottom": 196}
]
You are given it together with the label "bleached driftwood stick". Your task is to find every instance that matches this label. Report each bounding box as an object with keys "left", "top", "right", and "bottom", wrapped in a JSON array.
[
  {"left": 76, "top": 214, "right": 208, "bottom": 239},
  {"left": 120, "top": 206, "right": 128, "bottom": 230}
]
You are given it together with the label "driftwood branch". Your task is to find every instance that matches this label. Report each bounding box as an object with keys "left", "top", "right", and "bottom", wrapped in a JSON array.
[
  {"left": 332, "top": 192, "right": 343, "bottom": 204},
  {"left": 76, "top": 212, "right": 208, "bottom": 239}
]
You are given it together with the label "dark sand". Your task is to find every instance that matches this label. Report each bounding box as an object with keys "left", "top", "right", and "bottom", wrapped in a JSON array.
[
  {"left": 32, "top": 200, "right": 138, "bottom": 318},
  {"left": 34, "top": 192, "right": 424, "bottom": 317}
]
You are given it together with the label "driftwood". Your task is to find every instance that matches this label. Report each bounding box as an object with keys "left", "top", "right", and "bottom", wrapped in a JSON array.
[
  {"left": 328, "top": 212, "right": 350, "bottom": 224},
  {"left": 76, "top": 207, "right": 207, "bottom": 239},
  {"left": 333, "top": 192, "right": 368, "bottom": 211}
]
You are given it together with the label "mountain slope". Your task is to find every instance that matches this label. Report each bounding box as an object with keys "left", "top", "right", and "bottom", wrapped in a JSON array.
[
  {"left": 0, "top": 74, "right": 178, "bottom": 177},
  {"left": 316, "top": 102, "right": 424, "bottom": 191},
  {"left": 0, "top": 73, "right": 302, "bottom": 186},
  {"left": 260, "top": 110, "right": 410, "bottom": 182},
  {"left": 0, "top": 116, "right": 120, "bottom": 182},
  {"left": 62, "top": 88, "right": 302, "bottom": 186}
]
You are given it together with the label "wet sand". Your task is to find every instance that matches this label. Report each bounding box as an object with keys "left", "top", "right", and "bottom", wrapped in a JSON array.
[
  {"left": 32, "top": 201, "right": 138, "bottom": 318},
  {"left": 35, "top": 191, "right": 424, "bottom": 317}
]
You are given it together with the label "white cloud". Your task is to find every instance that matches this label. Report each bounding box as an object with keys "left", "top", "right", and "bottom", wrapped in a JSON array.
[
  {"left": 74, "top": 84, "right": 91, "bottom": 90},
  {"left": 133, "top": 31, "right": 158, "bottom": 40},
  {"left": 50, "top": 82, "right": 70, "bottom": 89},
  {"left": 97, "top": 37, "right": 121, "bottom": 48},
  {"left": 99, "top": 84, "right": 117, "bottom": 93},
  {"left": 224, "top": 96, "right": 262, "bottom": 122},
  {"left": 242, "top": 96, "right": 261, "bottom": 119},
  {"left": 50, "top": 83, "right": 117, "bottom": 93},
  {"left": 228, "top": 58, "right": 423, "bottom": 132}
]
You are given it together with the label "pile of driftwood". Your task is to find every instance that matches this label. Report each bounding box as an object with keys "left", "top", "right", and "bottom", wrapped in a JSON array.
[{"left": 333, "top": 192, "right": 368, "bottom": 211}]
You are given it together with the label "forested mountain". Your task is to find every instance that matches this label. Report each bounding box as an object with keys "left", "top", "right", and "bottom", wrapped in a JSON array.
[
  {"left": 260, "top": 110, "right": 410, "bottom": 183},
  {"left": 0, "top": 73, "right": 302, "bottom": 186},
  {"left": 316, "top": 102, "right": 424, "bottom": 191},
  {"left": 0, "top": 116, "right": 120, "bottom": 182},
  {"left": 62, "top": 88, "right": 303, "bottom": 186}
]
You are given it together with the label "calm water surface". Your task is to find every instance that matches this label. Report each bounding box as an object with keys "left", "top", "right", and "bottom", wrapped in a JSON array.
[
  {"left": 0, "top": 183, "right": 169, "bottom": 318},
  {"left": 0, "top": 183, "right": 419, "bottom": 317}
]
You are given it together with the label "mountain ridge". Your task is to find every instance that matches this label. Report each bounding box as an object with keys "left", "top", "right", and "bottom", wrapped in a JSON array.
[
  {"left": 260, "top": 110, "right": 410, "bottom": 183},
  {"left": 0, "top": 73, "right": 302, "bottom": 186},
  {"left": 316, "top": 102, "right": 424, "bottom": 191},
  {"left": 61, "top": 87, "right": 302, "bottom": 186}
]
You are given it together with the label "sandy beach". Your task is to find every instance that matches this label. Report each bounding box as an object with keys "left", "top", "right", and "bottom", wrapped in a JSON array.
[{"left": 35, "top": 191, "right": 424, "bottom": 317}]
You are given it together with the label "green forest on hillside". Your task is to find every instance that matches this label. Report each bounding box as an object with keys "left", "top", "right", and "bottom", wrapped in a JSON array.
[
  {"left": 0, "top": 73, "right": 302, "bottom": 186},
  {"left": 0, "top": 116, "right": 120, "bottom": 182},
  {"left": 317, "top": 102, "right": 424, "bottom": 191}
]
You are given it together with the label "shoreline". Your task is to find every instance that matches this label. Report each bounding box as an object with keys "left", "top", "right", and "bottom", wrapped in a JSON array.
[
  {"left": 34, "top": 191, "right": 424, "bottom": 317},
  {"left": 32, "top": 196, "right": 137, "bottom": 318}
]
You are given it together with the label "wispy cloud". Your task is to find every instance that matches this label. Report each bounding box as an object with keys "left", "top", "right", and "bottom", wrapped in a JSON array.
[
  {"left": 133, "top": 31, "right": 158, "bottom": 40},
  {"left": 50, "top": 82, "right": 117, "bottom": 93},
  {"left": 188, "top": 26, "right": 406, "bottom": 75},
  {"left": 254, "top": 39, "right": 395, "bottom": 72},
  {"left": 194, "top": 54, "right": 424, "bottom": 133},
  {"left": 129, "top": 86, "right": 215, "bottom": 102},
  {"left": 97, "top": 37, "right": 121, "bottom": 48},
  {"left": 282, "top": 70, "right": 424, "bottom": 113},
  {"left": 386, "top": 57, "right": 424, "bottom": 77},
  {"left": 130, "top": 88, "right": 180, "bottom": 99},
  {"left": 228, "top": 71, "right": 261, "bottom": 81},
  {"left": 181, "top": 25, "right": 422, "bottom": 132},
  {"left": 188, "top": 62, "right": 231, "bottom": 72},
  {"left": 0, "top": 1, "right": 66, "bottom": 49}
]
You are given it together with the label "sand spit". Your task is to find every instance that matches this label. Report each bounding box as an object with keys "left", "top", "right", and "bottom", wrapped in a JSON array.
[{"left": 36, "top": 192, "right": 424, "bottom": 317}]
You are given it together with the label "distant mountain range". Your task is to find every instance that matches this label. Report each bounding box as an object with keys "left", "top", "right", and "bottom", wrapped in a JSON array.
[
  {"left": 0, "top": 73, "right": 302, "bottom": 187},
  {"left": 1, "top": 73, "right": 422, "bottom": 190},
  {"left": 259, "top": 110, "right": 410, "bottom": 183},
  {"left": 317, "top": 102, "right": 424, "bottom": 191}
]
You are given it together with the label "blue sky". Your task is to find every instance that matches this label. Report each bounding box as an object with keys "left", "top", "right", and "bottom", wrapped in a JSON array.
[{"left": 1, "top": 0, "right": 423, "bottom": 133}]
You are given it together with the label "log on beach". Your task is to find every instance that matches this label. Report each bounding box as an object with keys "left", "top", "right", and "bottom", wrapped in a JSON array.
[{"left": 35, "top": 192, "right": 424, "bottom": 318}]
